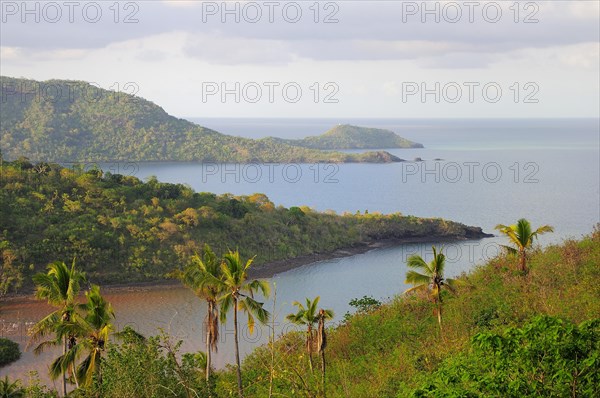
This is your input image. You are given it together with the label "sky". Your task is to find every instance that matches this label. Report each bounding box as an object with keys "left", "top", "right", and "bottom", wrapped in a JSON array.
[{"left": 1, "top": 0, "right": 599, "bottom": 118}]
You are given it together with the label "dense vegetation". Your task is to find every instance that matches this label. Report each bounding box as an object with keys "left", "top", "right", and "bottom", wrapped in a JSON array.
[
  {"left": 270, "top": 124, "right": 423, "bottom": 149},
  {"left": 0, "top": 77, "right": 401, "bottom": 164},
  {"left": 7, "top": 228, "right": 598, "bottom": 397},
  {"left": 0, "top": 157, "right": 486, "bottom": 291},
  {"left": 0, "top": 338, "right": 21, "bottom": 367}
]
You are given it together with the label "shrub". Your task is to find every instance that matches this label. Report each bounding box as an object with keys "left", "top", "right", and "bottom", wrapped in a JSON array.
[
  {"left": 411, "top": 316, "right": 600, "bottom": 397},
  {"left": 0, "top": 338, "right": 21, "bottom": 367}
]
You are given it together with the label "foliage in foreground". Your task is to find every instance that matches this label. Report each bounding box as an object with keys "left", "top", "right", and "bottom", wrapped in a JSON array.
[
  {"left": 412, "top": 315, "right": 599, "bottom": 397},
  {"left": 4, "top": 231, "right": 599, "bottom": 397}
]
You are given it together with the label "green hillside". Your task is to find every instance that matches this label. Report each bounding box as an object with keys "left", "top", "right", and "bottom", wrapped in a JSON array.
[
  {"left": 0, "top": 158, "right": 488, "bottom": 290},
  {"left": 222, "top": 229, "right": 600, "bottom": 397},
  {"left": 0, "top": 77, "right": 401, "bottom": 163}
]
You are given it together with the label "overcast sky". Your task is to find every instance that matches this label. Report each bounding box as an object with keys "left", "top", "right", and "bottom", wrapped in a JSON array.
[{"left": 1, "top": 0, "right": 599, "bottom": 118}]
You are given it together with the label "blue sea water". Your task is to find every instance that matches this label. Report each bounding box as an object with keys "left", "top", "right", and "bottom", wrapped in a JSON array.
[{"left": 123, "top": 118, "right": 599, "bottom": 241}]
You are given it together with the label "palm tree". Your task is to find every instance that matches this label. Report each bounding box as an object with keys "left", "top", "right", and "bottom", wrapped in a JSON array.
[
  {"left": 316, "top": 308, "right": 334, "bottom": 398},
  {"left": 178, "top": 244, "right": 224, "bottom": 382},
  {"left": 218, "top": 250, "right": 270, "bottom": 398},
  {"left": 0, "top": 376, "right": 24, "bottom": 398},
  {"left": 404, "top": 246, "right": 459, "bottom": 335},
  {"left": 75, "top": 284, "right": 114, "bottom": 387},
  {"left": 286, "top": 296, "right": 331, "bottom": 373},
  {"left": 495, "top": 218, "right": 554, "bottom": 273},
  {"left": 54, "top": 285, "right": 115, "bottom": 388},
  {"left": 28, "top": 260, "right": 86, "bottom": 397}
]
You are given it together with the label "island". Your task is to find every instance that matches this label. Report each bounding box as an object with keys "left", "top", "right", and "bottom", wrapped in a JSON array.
[{"left": 269, "top": 124, "right": 423, "bottom": 149}]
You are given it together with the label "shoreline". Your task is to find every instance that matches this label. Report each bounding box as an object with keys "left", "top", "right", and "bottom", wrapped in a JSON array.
[
  {"left": 248, "top": 235, "right": 484, "bottom": 278},
  {"left": 1, "top": 235, "right": 492, "bottom": 302}
]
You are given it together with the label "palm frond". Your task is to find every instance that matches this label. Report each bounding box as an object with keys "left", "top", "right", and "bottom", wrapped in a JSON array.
[
  {"left": 76, "top": 353, "right": 96, "bottom": 387},
  {"left": 32, "top": 337, "right": 61, "bottom": 355},
  {"left": 241, "top": 297, "right": 270, "bottom": 326},
  {"left": 406, "top": 254, "right": 430, "bottom": 273},
  {"left": 320, "top": 309, "right": 334, "bottom": 320},
  {"left": 27, "top": 311, "right": 61, "bottom": 345},
  {"left": 530, "top": 224, "right": 554, "bottom": 244},
  {"left": 404, "top": 283, "right": 429, "bottom": 295},
  {"left": 443, "top": 278, "right": 464, "bottom": 294},
  {"left": 285, "top": 311, "right": 305, "bottom": 325},
  {"left": 291, "top": 300, "right": 306, "bottom": 311},
  {"left": 49, "top": 342, "right": 82, "bottom": 381},
  {"left": 246, "top": 279, "right": 270, "bottom": 298},
  {"left": 534, "top": 225, "right": 554, "bottom": 234},
  {"left": 219, "top": 293, "right": 233, "bottom": 323},
  {"left": 309, "top": 296, "right": 320, "bottom": 316},
  {"left": 405, "top": 270, "right": 431, "bottom": 286}
]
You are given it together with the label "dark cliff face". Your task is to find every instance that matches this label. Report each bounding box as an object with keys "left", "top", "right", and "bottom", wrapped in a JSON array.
[{"left": 464, "top": 227, "right": 494, "bottom": 239}]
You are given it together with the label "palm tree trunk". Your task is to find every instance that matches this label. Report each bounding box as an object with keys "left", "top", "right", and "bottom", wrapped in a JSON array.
[
  {"left": 72, "top": 363, "right": 79, "bottom": 389},
  {"left": 69, "top": 335, "right": 79, "bottom": 389},
  {"left": 206, "top": 302, "right": 212, "bottom": 383},
  {"left": 321, "top": 350, "right": 326, "bottom": 398},
  {"left": 437, "top": 303, "right": 444, "bottom": 338},
  {"left": 63, "top": 335, "right": 68, "bottom": 397},
  {"left": 519, "top": 249, "right": 527, "bottom": 273},
  {"left": 307, "top": 328, "right": 314, "bottom": 373},
  {"left": 98, "top": 356, "right": 103, "bottom": 386},
  {"left": 233, "top": 299, "right": 244, "bottom": 398},
  {"left": 436, "top": 290, "right": 444, "bottom": 341},
  {"left": 268, "top": 285, "right": 277, "bottom": 398}
]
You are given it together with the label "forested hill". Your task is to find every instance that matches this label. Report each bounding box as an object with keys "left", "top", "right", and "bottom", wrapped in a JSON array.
[
  {"left": 0, "top": 158, "right": 490, "bottom": 290},
  {"left": 270, "top": 124, "right": 424, "bottom": 149},
  {"left": 0, "top": 77, "right": 400, "bottom": 163}
]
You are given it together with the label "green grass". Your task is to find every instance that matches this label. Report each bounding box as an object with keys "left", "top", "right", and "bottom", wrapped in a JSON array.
[{"left": 217, "top": 228, "right": 600, "bottom": 397}]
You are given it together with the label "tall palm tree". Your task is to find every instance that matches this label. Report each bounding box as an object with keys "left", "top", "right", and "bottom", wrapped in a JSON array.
[
  {"left": 404, "top": 246, "right": 459, "bottom": 335},
  {"left": 218, "top": 250, "right": 270, "bottom": 398},
  {"left": 54, "top": 285, "right": 115, "bottom": 388},
  {"left": 495, "top": 218, "right": 554, "bottom": 273},
  {"left": 179, "top": 244, "right": 224, "bottom": 382},
  {"left": 28, "top": 260, "right": 86, "bottom": 397},
  {"left": 316, "top": 308, "right": 334, "bottom": 398},
  {"left": 286, "top": 296, "right": 331, "bottom": 373}
]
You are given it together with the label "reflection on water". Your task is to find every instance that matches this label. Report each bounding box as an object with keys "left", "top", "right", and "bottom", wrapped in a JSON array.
[{"left": 1, "top": 238, "right": 502, "bottom": 383}]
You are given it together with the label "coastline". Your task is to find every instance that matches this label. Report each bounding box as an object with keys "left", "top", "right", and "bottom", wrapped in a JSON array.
[
  {"left": 1, "top": 234, "right": 492, "bottom": 302},
  {"left": 248, "top": 235, "right": 486, "bottom": 278}
]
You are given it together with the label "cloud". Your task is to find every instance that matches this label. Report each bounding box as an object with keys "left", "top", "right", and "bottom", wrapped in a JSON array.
[
  {"left": 183, "top": 33, "right": 296, "bottom": 65},
  {"left": 0, "top": 46, "right": 20, "bottom": 60},
  {"left": 135, "top": 49, "right": 170, "bottom": 63},
  {"left": 1, "top": 1, "right": 598, "bottom": 66},
  {"left": 557, "top": 43, "right": 600, "bottom": 69}
]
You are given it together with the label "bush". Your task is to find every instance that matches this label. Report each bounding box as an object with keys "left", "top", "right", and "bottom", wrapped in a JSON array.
[
  {"left": 411, "top": 316, "right": 600, "bottom": 397},
  {"left": 343, "top": 295, "right": 382, "bottom": 322},
  {"left": 0, "top": 338, "right": 21, "bottom": 367}
]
